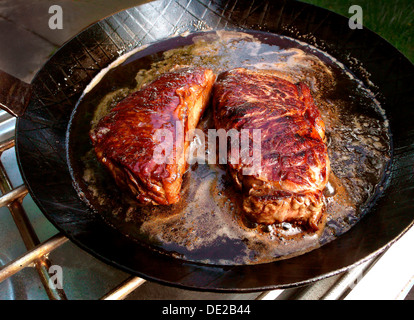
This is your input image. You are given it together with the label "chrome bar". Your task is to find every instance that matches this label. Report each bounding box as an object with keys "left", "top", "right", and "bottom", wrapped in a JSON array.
[
  {"left": 0, "top": 136, "right": 14, "bottom": 153},
  {"left": 320, "top": 260, "right": 374, "bottom": 300},
  {"left": 0, "top": 233, "right": 68, "bottom": 283},
  {"left": 0, "top": 185, "right": 28, "bottom": 207},
  {"left": 101, "top": 276, "right": 146, "bottom": 300},
  {"left": 0, "top": 141, "right": 68, "bottom": 300},
  {"left": 321, "top": 251, "right": 387, "bottom": 300},
  {"left": 255, "top": 289, "right": 284, "bottom": 300}
]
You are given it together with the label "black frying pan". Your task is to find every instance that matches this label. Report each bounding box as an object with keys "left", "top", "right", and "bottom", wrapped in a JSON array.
[{"left": 1, "top": 0, "right": 413, "bottom": 292}]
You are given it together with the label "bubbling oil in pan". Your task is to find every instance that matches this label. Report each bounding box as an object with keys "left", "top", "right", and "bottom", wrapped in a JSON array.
[{"left": 69, "top": 31, "right": 391, "bottom": 265}]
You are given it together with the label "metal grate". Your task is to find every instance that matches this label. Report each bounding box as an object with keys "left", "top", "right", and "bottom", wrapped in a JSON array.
[{"left": 0, "top": 135, "right": 148, "bottom": 300}]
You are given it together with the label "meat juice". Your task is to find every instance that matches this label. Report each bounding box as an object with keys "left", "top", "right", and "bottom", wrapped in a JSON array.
[{"left": 67, "top": 31, "right": 391, "bottom": 265}]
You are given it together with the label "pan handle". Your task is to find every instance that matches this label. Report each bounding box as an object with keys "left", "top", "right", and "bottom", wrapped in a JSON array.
[{"left": 0, "top": 70, "right": 32, "bottom": 117}]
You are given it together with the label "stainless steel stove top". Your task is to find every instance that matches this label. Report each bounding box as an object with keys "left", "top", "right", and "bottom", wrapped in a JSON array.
[{"left": 0, "top": 0, "right": 413, "bottom": 300}]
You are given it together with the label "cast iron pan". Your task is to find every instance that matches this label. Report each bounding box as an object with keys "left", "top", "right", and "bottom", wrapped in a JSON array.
[{"left": 3, "top": 0, "right": 414, "bottom": 292}]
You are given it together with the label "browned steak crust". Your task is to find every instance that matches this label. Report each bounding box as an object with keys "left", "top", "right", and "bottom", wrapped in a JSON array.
[
  {"left": 213, "top": 68, "right": 330, "bottom": 230},
  {"left": 90, "top": 67, "right": 216, "bottom": 205}
]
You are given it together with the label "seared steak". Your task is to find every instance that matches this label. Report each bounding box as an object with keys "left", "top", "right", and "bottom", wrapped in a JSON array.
[
  {"left": 213, "top": 68, "right": 330, "bottom": 230},
  {"left": 90, "top": 67, "right": 215, "bottom": 205}
]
